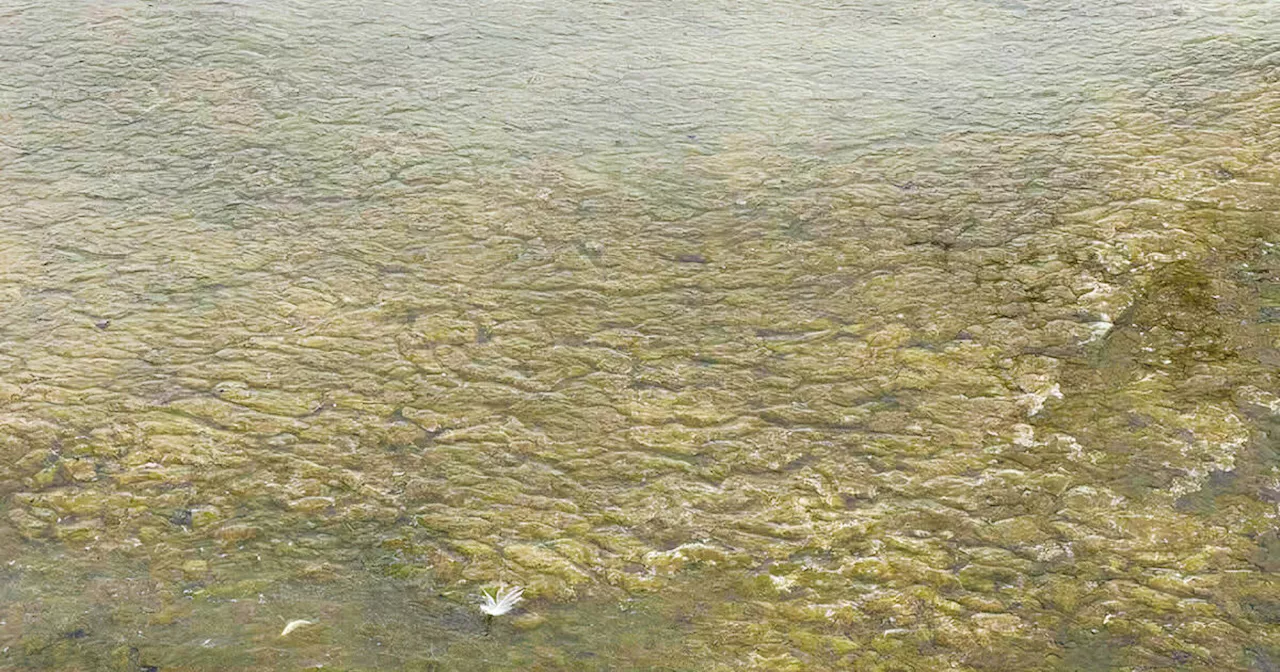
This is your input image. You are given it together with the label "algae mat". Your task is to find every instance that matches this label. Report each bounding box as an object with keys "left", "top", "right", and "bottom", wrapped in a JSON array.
[{"left": 1, "top": 0, "right": 1280, "bottom": 670}]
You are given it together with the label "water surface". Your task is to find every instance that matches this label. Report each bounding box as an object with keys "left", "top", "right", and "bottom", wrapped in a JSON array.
[{"left": 1, "top": 0, "right": 1280, "bottom": 669}]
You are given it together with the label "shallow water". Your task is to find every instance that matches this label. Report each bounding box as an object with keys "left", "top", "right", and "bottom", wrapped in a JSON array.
[{"left": 1, "top": 0, "right": 1279, "bottom": 670}]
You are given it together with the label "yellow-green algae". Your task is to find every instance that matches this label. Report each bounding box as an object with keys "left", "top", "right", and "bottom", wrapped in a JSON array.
[{"left": 1, "top": 1, "right": 1280, "bottom": 670}]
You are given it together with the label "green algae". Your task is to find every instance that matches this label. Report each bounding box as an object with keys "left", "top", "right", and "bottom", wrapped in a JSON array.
[{"left": 1, "top": 1, "right": 1279, "bottom": 670}]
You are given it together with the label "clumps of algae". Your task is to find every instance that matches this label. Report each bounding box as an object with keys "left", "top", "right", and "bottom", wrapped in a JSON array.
[{"left": 1, "top": 22, "right": 1280, "bottom": 672}]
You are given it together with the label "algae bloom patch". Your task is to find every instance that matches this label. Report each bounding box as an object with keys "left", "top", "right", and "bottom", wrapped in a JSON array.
[{"left": 0, "top": 0, "right": 1278, "bottom": 670}]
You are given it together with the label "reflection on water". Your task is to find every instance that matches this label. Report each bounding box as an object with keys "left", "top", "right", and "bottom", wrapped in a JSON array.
[{"left": 1, "top": 0, "right": 1279, "bottom": 669}]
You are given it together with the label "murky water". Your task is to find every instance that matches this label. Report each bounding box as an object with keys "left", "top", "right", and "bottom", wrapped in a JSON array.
[{"left": 1, "top": 0, "right": 1279, "bottom": 669}]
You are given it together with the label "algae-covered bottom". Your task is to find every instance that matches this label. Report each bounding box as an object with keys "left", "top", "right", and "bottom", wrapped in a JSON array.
[{"left": 2, "top": 1, "right": 1280, "bottom": 670}]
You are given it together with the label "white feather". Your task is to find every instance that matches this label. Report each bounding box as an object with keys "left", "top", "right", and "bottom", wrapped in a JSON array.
[
  {"left": 479, "top": 585, "right": 524, "bottom": 616},
  {"left": 280, "top": 619, "right": 315, "bottom": 637}
]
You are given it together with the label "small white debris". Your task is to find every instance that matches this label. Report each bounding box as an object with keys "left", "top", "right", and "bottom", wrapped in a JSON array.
[
  {"left": 280, "top": 619, "right": 315, "bottom": 637},
  {"left": 1084, "top": 314, "right": 1114, "bottom": 343},
  {"left": 1022, "top": 383, "right": 1063, "bottom": 416},
  {"left": 480, "top": 585, "right": 524, "bottom": 616}
]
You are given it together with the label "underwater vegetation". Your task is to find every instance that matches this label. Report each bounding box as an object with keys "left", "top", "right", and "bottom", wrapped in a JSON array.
[{"left": 0, "top": 0, "right": 1279, "bottom": 670}]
